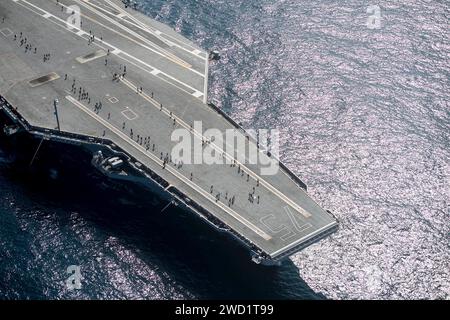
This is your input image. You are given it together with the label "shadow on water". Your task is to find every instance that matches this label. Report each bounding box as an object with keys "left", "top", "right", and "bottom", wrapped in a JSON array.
[{"left": 0, "top": 136, "right": 325, "bottom": 299}]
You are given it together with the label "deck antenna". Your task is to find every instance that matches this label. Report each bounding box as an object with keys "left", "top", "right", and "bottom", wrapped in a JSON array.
[
  {"left": 160, "top": 200, "right": 175, "bottom": 213},
  {"left": 29, "top": 136, "right": 45, "bottom": 167},
  {"left": 54, "top": 98, "right": 61, "bottom": 131}
]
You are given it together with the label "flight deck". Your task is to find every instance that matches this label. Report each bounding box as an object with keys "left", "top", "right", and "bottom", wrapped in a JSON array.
[{"left": 0, "top": 0, "right": 338, "bottom": 264}]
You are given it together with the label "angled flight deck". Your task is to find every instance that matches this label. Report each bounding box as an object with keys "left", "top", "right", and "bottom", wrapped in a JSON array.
[{"left": 0, "top": 0, "right": 338, "bottom": 264}]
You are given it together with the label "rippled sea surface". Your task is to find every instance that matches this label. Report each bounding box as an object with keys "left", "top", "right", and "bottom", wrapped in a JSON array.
[{"left": 1, "top": 0, "right": 449, "bottom": 299}]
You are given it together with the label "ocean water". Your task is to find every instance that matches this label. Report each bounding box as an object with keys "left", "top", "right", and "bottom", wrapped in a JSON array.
[{"left": 0, "top": 0, "right": 449, "bottom": 299}]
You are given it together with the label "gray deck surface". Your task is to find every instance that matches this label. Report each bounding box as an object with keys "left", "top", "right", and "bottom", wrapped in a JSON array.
[{"left": 0, "top": 0, "right": 337, "bottom": 259}]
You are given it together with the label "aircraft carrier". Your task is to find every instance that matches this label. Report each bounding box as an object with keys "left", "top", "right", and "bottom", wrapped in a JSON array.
[{"left": 0, "top": 0, "right": 338, "bottom": 265}]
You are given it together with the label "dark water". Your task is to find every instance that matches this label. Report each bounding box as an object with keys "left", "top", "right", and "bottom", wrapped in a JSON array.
[{"left": 1, "top": 0, "right": 449, "bottom": 299}]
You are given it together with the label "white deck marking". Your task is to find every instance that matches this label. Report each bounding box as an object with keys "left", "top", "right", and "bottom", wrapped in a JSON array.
[
  {"left": 284, "top": 205, "right": 312, "bottom": 225},
  {"left": 192, "top": 91, "right": 203, "bottom": 98},
  {"left": 112, "top": 53, "right": 200, "bottom": 98},
  {"left": 0, "top": 28, "right": 13, "bottom": 37},
  {"left": 270, "top": 221, "right": 337, "bottom": 258},
  {"left": 121, "top": 108, "right": 138, "bottom": 120},
  {"left": 108, "top": 97, "right": 119, "bottom": 104}
]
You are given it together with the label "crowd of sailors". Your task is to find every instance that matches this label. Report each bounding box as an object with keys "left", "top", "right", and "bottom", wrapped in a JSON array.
[{"left": 1, "top": 16, "right": 263, "bottom": 211}]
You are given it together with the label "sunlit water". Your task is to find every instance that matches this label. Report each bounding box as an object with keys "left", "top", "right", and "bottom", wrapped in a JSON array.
[{"left": 0, "top": 0, "right": 449, "bottom": 299}]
